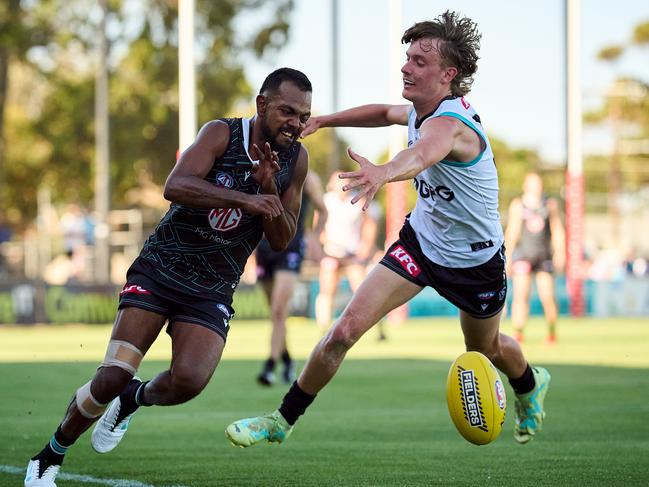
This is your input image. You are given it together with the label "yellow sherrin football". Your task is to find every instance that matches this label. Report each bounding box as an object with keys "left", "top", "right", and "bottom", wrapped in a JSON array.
[{"left": 446, "top": 351, "right": 507, "bottom": 445}]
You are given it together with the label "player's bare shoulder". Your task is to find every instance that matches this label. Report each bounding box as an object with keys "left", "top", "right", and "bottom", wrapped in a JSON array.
[{"left": 197, "top": 119, "right": 232, "bottom": 156}]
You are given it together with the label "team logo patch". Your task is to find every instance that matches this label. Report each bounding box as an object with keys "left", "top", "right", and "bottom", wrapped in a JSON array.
[
  {"left": 287, "top": 252, "right": 300, "bottom": 270},
  {"left": 215, "top": 172, "right": 234, "bottom": 188},
  {"left": 477, "top": 291, "right": 496, "bottom": 300},
  {"left": 494, "top": 379, "right": 506, "bottom": 410},
  {"left": 461, "top": 97, "right": 470, "bottom": 109},
  {"left": 498, "top": 286, "right": 507, "bottom": 301},
  {"left": 389, "top": 245, "right": 421, "bottom": 277},
  {"left": 120, "top": 284, "right": 151, "bottom": 296},
  {"left": 209, "top": 208, "right": 242, "bottom": 231},
  {"left": 217, "top": 304, "right": 231, "bottom": 318}
]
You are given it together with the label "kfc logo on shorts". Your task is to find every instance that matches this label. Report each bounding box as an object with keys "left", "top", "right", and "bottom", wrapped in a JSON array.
[
  {"left": 120, "top": 284, "right": 151, "bottom": 296},
  {"left": 389, "top": 245, "right": 421, "bottom": 277},
  {"left": 209, "top": 208, "right": 242, "bottom": 231},
  {"left": 215, "top": 172, "right": 234, "bottom": 188}
]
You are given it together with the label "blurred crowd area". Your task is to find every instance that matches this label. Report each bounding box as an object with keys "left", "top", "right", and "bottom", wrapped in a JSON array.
[
  {"left": 0, "top": 203, "right": 146, "bottom": 286},
  {"left": 1, "top": 193, "right": 648, "bottom": 287}
]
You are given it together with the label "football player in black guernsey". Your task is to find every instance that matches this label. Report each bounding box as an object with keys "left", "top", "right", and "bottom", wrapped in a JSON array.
[{"left": 24, "top": 67, "right": 312, "bottom": 487}]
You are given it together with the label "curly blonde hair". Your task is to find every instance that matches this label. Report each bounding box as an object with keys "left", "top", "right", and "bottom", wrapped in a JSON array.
[{"left": 402, "top": 11, "right": 481, "bottom": 96}]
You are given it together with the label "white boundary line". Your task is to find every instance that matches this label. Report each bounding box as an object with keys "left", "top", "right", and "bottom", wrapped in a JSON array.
[{"left": 1, "top": 464, "right": 189, "bottom": 487}]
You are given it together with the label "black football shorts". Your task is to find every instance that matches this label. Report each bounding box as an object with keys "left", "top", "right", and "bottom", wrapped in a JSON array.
[
  {"left": 256, "top": 247, "right": 305, "bottom": 281},
  {"left": 380, "top": 220, "right": 507, "bottom": 319},
  {"left": 118, "top": 271, "right": 234, "bottom": 342}
]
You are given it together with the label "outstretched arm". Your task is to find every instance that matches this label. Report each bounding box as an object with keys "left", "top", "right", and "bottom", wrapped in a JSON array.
[
  {"left": 340, "top": 116, "right": 466, "bottom": 210},
  {"left": 301, "top": 104, "right": 410, "bottom": 137}
]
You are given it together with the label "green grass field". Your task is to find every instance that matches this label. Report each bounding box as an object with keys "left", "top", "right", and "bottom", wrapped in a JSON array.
[{"left": 1, "top": 317, "right": 648, "bottom": 486}]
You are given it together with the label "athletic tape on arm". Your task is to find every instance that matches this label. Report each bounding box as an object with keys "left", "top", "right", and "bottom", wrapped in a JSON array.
[
  {"left": 101, "top": 339, "right": 144, "bottom": 375},
  {"left": 75, "top": 380, "right": 107, "bottom": 419}
]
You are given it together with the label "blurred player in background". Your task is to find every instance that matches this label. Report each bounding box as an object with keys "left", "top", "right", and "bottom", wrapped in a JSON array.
[
  {"left": 256, "top": 170, "right": 328, "bottom": 386},
  {"left": 226, "top": 11, "right": 551, "bottom": 450},
  {"left": 504, "top": 172, "right": 565, "bottom": 344},
  {"left": 315, "top": 171, "right": 386, "bottom": 340},
  {"left": 24, "top": 67, "right": 312, "bottom": 487}
]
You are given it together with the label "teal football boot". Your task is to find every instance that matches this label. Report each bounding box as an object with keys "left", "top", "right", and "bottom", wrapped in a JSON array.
[
  {"left": 226, "top": 410, "right": 292, "bottom": 448},
  {"left": 514, "top": 367, "right": 551, "bottom": 444}
]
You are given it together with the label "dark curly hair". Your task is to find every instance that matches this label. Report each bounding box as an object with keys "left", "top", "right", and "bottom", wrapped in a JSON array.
[{"left": 401, "top": 11, "right": 481, "bottom": 97}]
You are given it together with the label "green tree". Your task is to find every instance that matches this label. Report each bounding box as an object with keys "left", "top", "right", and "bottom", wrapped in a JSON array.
[
  {"left": 3, "top": 0, "right": 294, "bottom": 222},
  {"left": 0, "top": 0, "right": 57, "bottom": 209},
  {"left": 589, "top": 18, "right": 649, "bottom": 217}
]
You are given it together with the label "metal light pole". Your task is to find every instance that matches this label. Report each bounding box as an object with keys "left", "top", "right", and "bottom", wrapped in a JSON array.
[
  {"left": 330, "top": 0, "right": 340, "bottom": 172},
  {"left": 386, "top": 0, "right": 405, "bottom": 248},
  {"left": 94, "top": 0, "right": 111, "bottom": 284},
  {"left": 386, "top": 0, "right": 408, "bottom": 324},
  {"left": 565, "top": 0, "right": 585, "bottom": 316},
  {"left": 179, "top": 0, "right": 197, "bottom": 154}
]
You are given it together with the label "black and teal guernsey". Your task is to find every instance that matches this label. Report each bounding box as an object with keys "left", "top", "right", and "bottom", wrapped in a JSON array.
[{"left": 129, "top": 117, "right": 301, "bottom": 304}]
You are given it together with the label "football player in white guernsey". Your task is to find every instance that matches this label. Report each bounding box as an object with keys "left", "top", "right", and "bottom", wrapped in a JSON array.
[{"left": 226, "top": 11, "right": 551, "bottom": 449}]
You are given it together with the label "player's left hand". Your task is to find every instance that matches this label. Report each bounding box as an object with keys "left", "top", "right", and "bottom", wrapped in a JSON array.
[
  {"left": 251, "top": 142, "right": 280, "bottom": 191},
  {"left": 340, "top": 148, "right": 387, "bottom": 211}
]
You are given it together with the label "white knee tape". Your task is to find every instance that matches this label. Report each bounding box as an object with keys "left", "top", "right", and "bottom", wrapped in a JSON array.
[
  {"left": 100, "top": 339, "right": 143, "bottom": 375},
  {"left": 75, "top": 380, "right": 107, "bottom": 419}
]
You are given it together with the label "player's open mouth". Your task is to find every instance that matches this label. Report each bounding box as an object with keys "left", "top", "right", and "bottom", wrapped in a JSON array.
[
  {"left": 403, "top": 79, "right": 414, "bottom": 87},
  {"left": 280, "top": 130, "right": 295, "bottom": 140}
]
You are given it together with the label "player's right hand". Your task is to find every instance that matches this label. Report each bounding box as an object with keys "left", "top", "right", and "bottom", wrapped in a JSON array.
[
  {"left": 244, "top": 193, "right": 283, "bottom": 219},
  {"left": 300, "top": 117, "right": 322, "bottom": 138}
]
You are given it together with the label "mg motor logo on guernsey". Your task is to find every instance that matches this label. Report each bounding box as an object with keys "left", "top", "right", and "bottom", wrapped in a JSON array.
[
  {"left": 209, "top": 208, "right": 242, "bottom": 231},
  {"left": 389, "top": 245, "right": 421, "bottom": 277}
]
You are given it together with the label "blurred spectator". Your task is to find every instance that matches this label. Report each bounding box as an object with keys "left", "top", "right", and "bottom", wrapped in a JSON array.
[
  {"left": 624, "top": 248, "right": 648, "bottom": 277},
  {"left": 255, "top": 170, "right": 328, "bottom": 386},
  {"left": 0, "top": 212, "right": 11, "bottom": 244},
  {"left": 59, "top": 204, "right": 90, "bottom": 281},
  {"left": 504, "top": 172, "right": 565, "bottom": 344},
  {"left": 588, "top": 247, "right": 625, "bottom": 282},
  {"left": 315, "top": 171, "right": 386, "bottom": 340},
  {"left": 631, "top": 257, "right": 648, "bottom": 277},
  {"left": 0, "top": 212, "right": 12, "bottom": 277}
]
